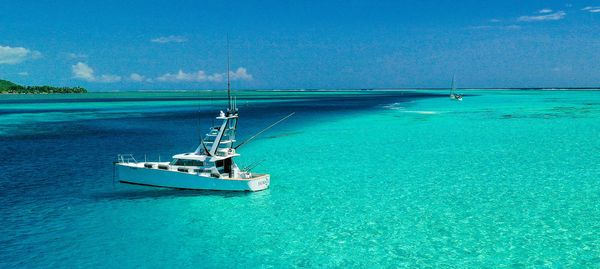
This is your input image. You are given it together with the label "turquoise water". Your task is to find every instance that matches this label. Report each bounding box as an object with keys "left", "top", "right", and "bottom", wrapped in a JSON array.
[{"left": 1, "top": 90, "right": 599, "bottom": 268}]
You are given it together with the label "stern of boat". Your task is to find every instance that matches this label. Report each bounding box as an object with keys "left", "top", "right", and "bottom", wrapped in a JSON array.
[{"left": 246, "top": 174, "right": 270, "bottom": 191}]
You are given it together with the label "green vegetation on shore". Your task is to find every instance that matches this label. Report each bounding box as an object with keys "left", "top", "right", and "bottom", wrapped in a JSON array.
[{"left": 0, "top": 79, "right": 87, "bottom": 94}]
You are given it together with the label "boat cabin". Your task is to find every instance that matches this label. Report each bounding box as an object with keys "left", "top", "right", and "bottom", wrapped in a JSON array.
[{"left": 167, "top": 152, "right": 238, "bottom": 178}]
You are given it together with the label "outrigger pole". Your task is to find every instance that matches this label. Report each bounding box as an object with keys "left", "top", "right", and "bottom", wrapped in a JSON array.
[{"left": 234, "top": 112, "right": 296, "bottom": 150}]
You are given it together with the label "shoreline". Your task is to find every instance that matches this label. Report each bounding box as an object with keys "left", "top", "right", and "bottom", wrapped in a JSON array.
[{"left": 0, "top": 92, "right": 88, "bottom": 95}]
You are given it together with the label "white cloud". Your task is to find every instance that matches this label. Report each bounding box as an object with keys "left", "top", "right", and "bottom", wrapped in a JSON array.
[
  {"left": 582, "top": 6, "right": 600, "bottom": 13},
  {"left": 157, "top": 67, "right": 252, "bottom": 82},
  {"left": 157, "top": 70, "right": 222, "bottom": 82},
  {"left": 504, "top": 25, "right": 522, "bottom": 30},
  {"left": 518, "top": 11, "right": 566, "bottom": 22},
  {"left": 552, "top": 65, "right": 572, "bottom": 72},
  {"left": 151, "top": 35, "right": 187, "bottom": 43},
  {"left": 71, "top": 62, "right": 121, "bottom": 83},
  {"left": 230, "top": 67, "right": 253, "bottom": 80},
  {"left": 470, "top": 25, "right": 521, "bottom": 30},
  {"left": 129, "top": 73, "right": 145, "bottom": 82},
  {"left": 489, "top": 19, "right": 501, "bottom": 23},
  {"left": 72, "top": 62, "right": 94, "bottom": 81},
  {"left": 97, "top": 74, "right": 122, "bottom": 83},
  {"left": 66, "top": 53, "right": 88, "bottom": 60},
  {"left": 539, "top": 9, "right": 553, "bottom": 14},
  {"left": 18, "top": 72, "right": 29, "bottom": 76},
  {"left": 0, "top": 45, "right": 41, "bottom": 64}
]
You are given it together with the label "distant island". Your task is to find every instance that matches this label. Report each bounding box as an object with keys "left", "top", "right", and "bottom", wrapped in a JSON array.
[{"left": 0, "top": 79, "right": 87, "bottom": 94}]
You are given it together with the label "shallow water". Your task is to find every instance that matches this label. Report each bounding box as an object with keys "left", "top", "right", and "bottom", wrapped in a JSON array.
[{"left": 1, "top": 90, "right": 599, "bottom": 268}]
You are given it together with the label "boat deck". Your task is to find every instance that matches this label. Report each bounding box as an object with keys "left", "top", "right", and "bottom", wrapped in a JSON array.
[{"left": 116, "top": 162, "right": 268, "bottom": 181}]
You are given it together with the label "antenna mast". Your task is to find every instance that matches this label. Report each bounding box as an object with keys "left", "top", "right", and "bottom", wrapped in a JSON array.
[{"left": 227, "top": 36, "right": 231, "bottom": 111}]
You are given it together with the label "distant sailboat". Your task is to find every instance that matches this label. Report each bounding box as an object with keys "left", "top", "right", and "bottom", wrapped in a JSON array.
[{"left": 449, "top": 75, "right": 463, "bottom": 101}]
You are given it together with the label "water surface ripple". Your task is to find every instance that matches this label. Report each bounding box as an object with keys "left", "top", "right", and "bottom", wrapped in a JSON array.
[{"left": 0, "top": 90, "right": 599, "bottom": 268}]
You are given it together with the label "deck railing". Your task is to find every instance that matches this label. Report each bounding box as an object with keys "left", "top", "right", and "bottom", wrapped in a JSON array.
[{"left": 117, "top": 154, "right": 137, "bottom": 164}]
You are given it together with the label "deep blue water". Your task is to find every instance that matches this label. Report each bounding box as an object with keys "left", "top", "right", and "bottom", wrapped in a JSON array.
[
  {"left": 1, "top": 90, "right": 599, "bottom": 268},
  {"left": 1, "top": 91, "right": 442, "bottom": 268}
]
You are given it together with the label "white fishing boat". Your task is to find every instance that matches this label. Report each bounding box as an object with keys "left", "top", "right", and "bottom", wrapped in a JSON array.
[
  {"left": 449, "top": 75, "right": 463, "bottom": 101},
  {"left": 114, "top": 49, "right": 292, "bottom": 192},
  {"left": 114, "top": 109, "right": 290, "bottom": 191}
]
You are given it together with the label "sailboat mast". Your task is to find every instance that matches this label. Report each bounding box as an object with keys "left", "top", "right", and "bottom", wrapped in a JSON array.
[{"left": 451, "top": 74, "right": 456, "bottom": 95}]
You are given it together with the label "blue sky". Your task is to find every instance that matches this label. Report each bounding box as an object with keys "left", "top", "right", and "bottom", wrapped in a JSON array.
[{"left": 1, "top": 0, "right": 599, "bottom": 90}]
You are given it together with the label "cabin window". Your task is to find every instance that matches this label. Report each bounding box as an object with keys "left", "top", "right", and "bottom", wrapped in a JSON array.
[
  {"left": 215, "top": 158, "right": 232, "bottom": 174},
  {"left": 171, "top": 159, "right": 203, "bottom": 166},
  {"left": 215, "top": 160, "right": 224, "bottom": 167},
  {"left": 224, "top": 158, "right": 232, "bottom": 174}
]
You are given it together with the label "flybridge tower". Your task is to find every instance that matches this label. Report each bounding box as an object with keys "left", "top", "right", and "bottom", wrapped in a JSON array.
[{"left": 191, "top": 37, "right": 240, "bottom": 177}]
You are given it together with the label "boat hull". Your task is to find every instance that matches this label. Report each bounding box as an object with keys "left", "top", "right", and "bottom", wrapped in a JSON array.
[{"left": 115, "top": 163, "right": 270, "bottom": 192}]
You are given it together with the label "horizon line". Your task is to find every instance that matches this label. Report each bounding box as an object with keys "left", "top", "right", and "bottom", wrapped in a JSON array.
[{"left": 85, "top": 87, "right": 600, "bottom": 92}]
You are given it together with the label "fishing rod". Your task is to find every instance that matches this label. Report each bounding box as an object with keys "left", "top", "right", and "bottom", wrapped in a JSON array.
[
  {"left": 234, "top": 112, "right": 295, "bottom": 150},
  {"left": 243, "top": 159, "right": 266, "bottom": 172}
]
